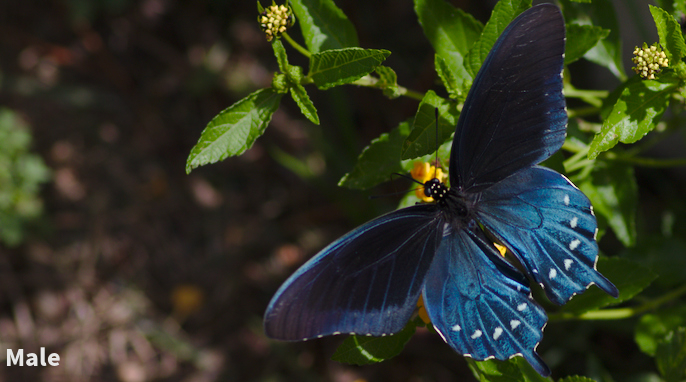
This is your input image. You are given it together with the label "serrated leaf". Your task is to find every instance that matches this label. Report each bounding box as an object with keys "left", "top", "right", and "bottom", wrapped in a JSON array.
[
  {"left": 469, "top": 357, "right": 552, "bottom": 382},
  {"left": 558, "top": 257, "right": 656, "bottom": 315},
  {"left": 435, "top": 54, "right": 461, "bottom": 98},
  {"left": 339, "top": 120, "right": 411, "bottom": 190},
  {"left": 331, "top": 321, "right": 416, "bottom": 365},
  {"left": 309, "top": 48, "right": 390, "bottom": 90},
  {"left": 565, "top": 24, "right": 610, "bottom": 64},
  {"left": 186, "top": 88, "right": 283, "bottom": 173},
  {"left": 650, "top": 5, "right": 686, "bottom": 61},
  {"left": 401, "top": 90, "right": 459, "bottom": 160},
  {"left": 588, "top": 75, "right": 678, "bottom": 160},
  {"left": 656, "top": 327, "right": 686, "bottom": 382},
  {"left": 289, "top": 0, "right": 358, "bottom": 54},
  {"left": 414, "top": 0, "right": 483, "bottom": 92},
  {"left": 577, "top": 161, "right": 637, "bottom": 247},
  {"left": 375, "top": 65, "right": 402, "bottom": 98},
  {"left": 272, "top": 40, "right": 320, "bottom": 124},
  {"left": 290, "top": 82, "right": 319, "bottom": 124},
  {"left": 272, "top": 39, "right": 289, "bottom": 73},
  {"left": 464, "top": 0, "right": 532, "bottom": 78},
  {"left": 635, "top": 306, "right": 686, "bottom": 357},
  {"left": 557, "top": 377, "right": 597, "bottom": 382}
]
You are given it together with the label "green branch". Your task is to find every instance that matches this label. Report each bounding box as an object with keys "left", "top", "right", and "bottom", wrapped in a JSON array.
[
  {"left": 549, "top": 283, "right": 686, "bottom": 321},
  {"left": 282, "top": 32, "right": 311, "bottom": 58}
]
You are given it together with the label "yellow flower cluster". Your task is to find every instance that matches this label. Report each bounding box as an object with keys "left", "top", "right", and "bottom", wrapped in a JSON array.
[
  {"left": 259, "top": 4, "right": 294, "bottom": 42},
  {"left": 410, "top": 161, "right": 447, "bottom": 203},
  {"left": 632, "top": 43, "right": 668, "bottom": 80}
]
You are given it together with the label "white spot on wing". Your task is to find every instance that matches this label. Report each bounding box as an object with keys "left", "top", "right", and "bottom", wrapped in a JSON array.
[
  {"left": 569, "top": 239, "right": 581, "bottom": 250},
  {"left": 493, "top": 327, "right": 503, "bottom": 340},
  {"left": 471, "top": 330, "right": 482, "bottom": 339},
  {"left": 549, "top": 268, "right": 557, "bottom": 279},
  {"left": 563, "top": 194, "right": 570, "bottom": 206},
  {"left": 452, "top": 324, "right": 461, "bottom": 332},
  {"left": 510, "top": 320, "right": 521, "bottom": 330},
  {"left": 517, "top": 303, "right": 527, "bottom": 312},
  {"left": 570, "top": 217, "right": 578, "bottom": 228},
  {"left": 564, "top": 259, "right": 574, "bottom": 270}
]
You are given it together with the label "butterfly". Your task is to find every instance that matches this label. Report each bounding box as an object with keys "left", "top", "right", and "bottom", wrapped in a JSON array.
[{"left": 263, "top": 4, "right": 618, "bottom": 377}]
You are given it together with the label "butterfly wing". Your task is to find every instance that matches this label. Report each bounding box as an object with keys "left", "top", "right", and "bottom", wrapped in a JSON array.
[
  {"left": 450, "top": 4, "right": 567, "bottom": 193},
  {"left": 476, "top": 166, "right": 619, "bottom": 305},
  {"left": 264, "top": 204, "right": 443, "bottom": 340},
  {"left": 423, "top": 224, "right": 550, "bottom": 376}
]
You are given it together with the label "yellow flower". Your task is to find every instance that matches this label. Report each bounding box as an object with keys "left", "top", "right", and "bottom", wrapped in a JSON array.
[
  {"left": 416, "top": 295, "right": 431, "bottom": 325},
  {"left": 494, "top": 243, "right": 507, "bottom": 258},
  {"left": 410, "top": 161, "right": 447, "bottom": 202}
]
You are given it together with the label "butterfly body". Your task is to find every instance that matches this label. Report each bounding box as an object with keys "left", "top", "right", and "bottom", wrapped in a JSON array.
[{"left": 264, "top": 4, "right": 618, "bottom": 377}]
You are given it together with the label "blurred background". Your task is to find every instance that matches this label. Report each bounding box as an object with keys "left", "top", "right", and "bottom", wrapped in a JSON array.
[{"left": 0, "top": 0, "right": 674, "bottom": 381}]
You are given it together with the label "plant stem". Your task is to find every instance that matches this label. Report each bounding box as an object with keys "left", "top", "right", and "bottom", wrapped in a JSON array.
[
  {"left": 568, "top": 106, "right": 600, "bottom": 118},
  {"left": 549, "top": 283, "right": 686, "bottom": 321},
  {"left": 282, "top": 32, "right": 311, "bottom": 58}
]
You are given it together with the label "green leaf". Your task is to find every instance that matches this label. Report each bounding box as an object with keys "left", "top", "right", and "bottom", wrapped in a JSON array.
[
  {"left": 625, "top": 237, "right": 686, "bottom": 288},
  {"left": 558, "top": 257, "right": 656, "bottom": 315},
  {"left": 331, "top": 321, "right": 416, "bottom": 365},
  {"left": 557, "top": 377, "right": 597, "bottom": 382},
  {"left": 577, "top": 161, "right": 638, "bottom": 247},
  {"left": 435, "top": 54, "right": 461, "bottom": 98},
  {"left": 656, "top": 327, "right": 686, "bottom": 382},
  {"left": 464, "top": 0, "right": 532, "bottom": 78},
  {"left": 272, "top": 39, "right": 289, "bottom": 73},
  {"left": 588, "top": 75, "right": 678, "bottom": 160},
  {"left": 309, "top": 48, "right": 390, "bottom": 90},
  {"left": 650, "top": 5, "right": 686, "bottom": 61},
  {"left": 414, "top": 0, "right": 483, "bottom": 92},
  {"left": 401, "top": 90, "right": 459, "bottom": 160},
  {"left": 375, "top": 65, "right": 402, "bottom": 98},
  {"left": 186, "top": 88, "right": 283, "bottom": 173},
  {"left": 565, "top": 24, "right": 610, "bottom": 65},
  {"left": 290, "top": 81, "right": 320, "bottom": 124},
  {"left": 469, "top": 357, "right": 552, "bottom": 382},
  {"left": 339, "top": 120, "right": 411, "bottom": 190},
  {"left": 562, "top": 0, "right": 626, "bottom": 79},
  {"left": 289, "top": 0, "right": 358, "bottom": 53},
  {"left": 635, "top": 306, "right": 686, "bottom": 357},
  {"left": 272, "top": 40, "right": 320, "bottom": 124}
]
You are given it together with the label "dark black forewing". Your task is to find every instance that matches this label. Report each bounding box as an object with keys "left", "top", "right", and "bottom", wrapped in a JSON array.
[
  {"left": 450, "top": 4, "right": 566, "bottom": 193},
  {"left": 264, "top": 204, "right": 443, "bottom": 340}
]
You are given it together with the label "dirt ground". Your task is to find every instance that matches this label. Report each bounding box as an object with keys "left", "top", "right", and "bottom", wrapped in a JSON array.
[{"left": 0, "top": 1, "right": 494, "bottom": 381}]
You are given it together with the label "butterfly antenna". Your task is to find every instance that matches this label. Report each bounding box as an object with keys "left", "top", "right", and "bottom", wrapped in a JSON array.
[
  {"left": 368, "top": 173, "right": 424, "bottom": 200},
  {"left": 393, "top": 172, "right": 424, "bottom": 187},
  {"left": 369, "top": 186, "right": 423, "bottom": 200},
  {"left": 434, "top": 107, "right": 439, "bottom": 180}
]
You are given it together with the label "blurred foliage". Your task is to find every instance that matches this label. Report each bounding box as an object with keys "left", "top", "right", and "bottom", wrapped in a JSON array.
[{"left": 0, "top": 108, "right": 51, "bottom": 246}]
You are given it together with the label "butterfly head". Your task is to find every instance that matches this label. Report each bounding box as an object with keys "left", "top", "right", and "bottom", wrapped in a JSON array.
[{"left": 424, "top": 178, "right": 449, "bottom": 202}]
